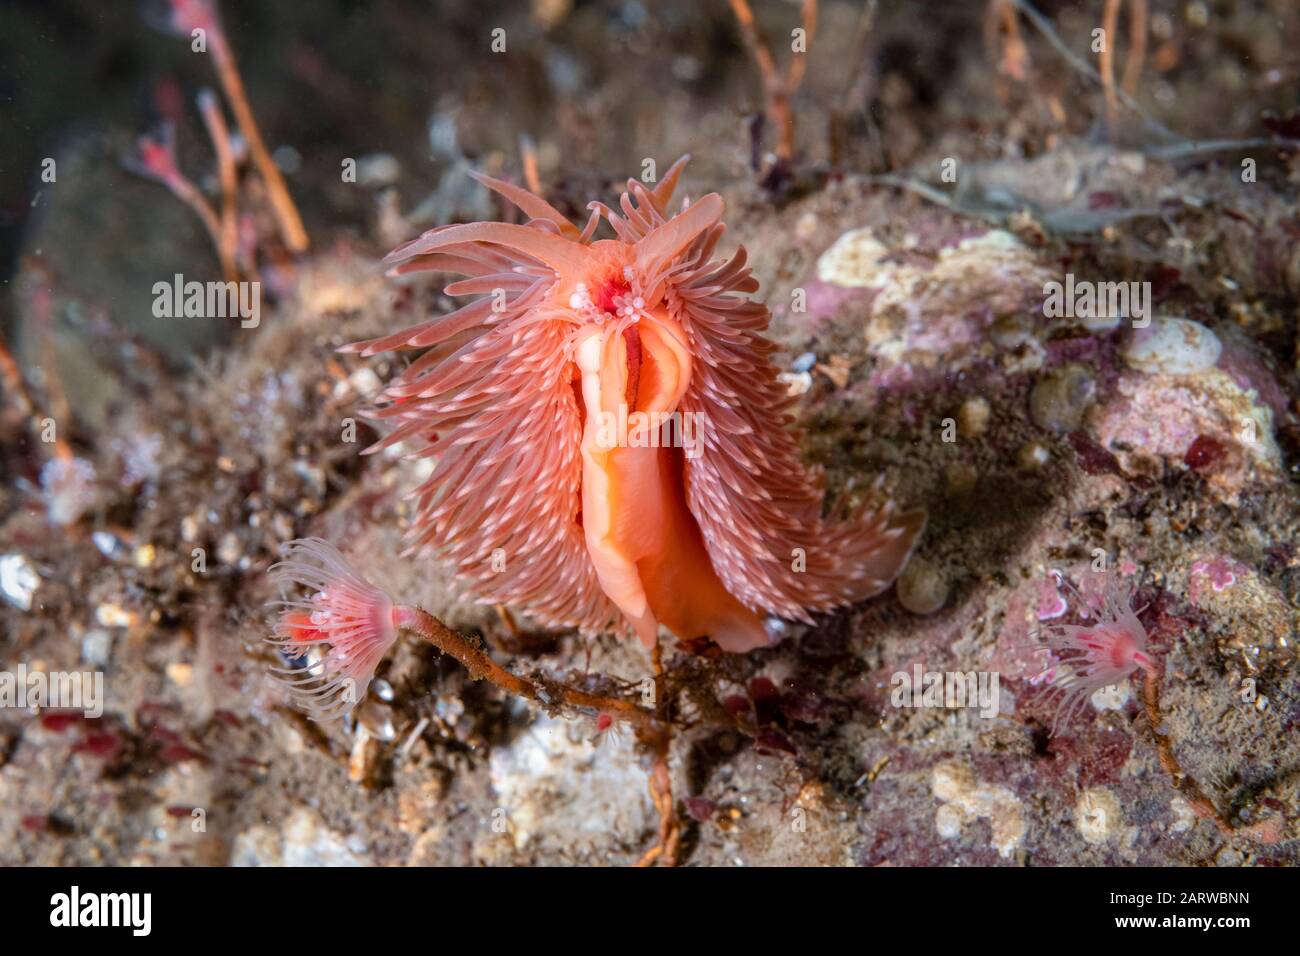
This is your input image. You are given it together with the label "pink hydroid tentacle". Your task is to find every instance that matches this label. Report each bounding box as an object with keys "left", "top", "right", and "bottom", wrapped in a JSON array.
[
  {"left": 267, "top": 538, "right": 399, "bottom": 721},
  {"left": 1031, "top": 569, "right": 1155, "bottom": 736}
]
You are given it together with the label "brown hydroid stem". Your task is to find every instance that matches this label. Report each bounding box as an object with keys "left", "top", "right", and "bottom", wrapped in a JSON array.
[
  {"left": 728, "top": 0, "right": 818, "bottom": 166},
  {"left": 162, "top": 169, "right": 225, "bottom": 264},
  {"left": 394, "top": 603, "right": 679, "bottom": 864},
  {"left": 393, "top": 604, "right": 660, "bottom": 734},
  {"left": 0, "top": 330, "right": 34, "bottom": 418},
  {"left": 635, "top": 641, "right": 680, "bottom": 867},
  {"left": 1140, "top": 668, "right": 1233, "bottom": 836},
  {"left": 26, "top": 276, "right": 73, "bottom": 461},
  {"left": 519, "top": 134, "right": 543, "bottom": 196},
  {"left": 1099, "top": 0, "right": 1148, "bottom": 139},
  {"left": 1099, "top": 0, "right": 1120, "bottom": 137},
  {"left": 1121, "top": 0, "right": 1148, "bottom": 97},
  {"left": 208, "top": 32, "right": 309, "bottom": 253},
  {"left": 197, "top": 90, "right": 240, "bottom": 282}
]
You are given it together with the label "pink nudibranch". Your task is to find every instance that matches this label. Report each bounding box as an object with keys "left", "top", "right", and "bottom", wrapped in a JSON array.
[{"left": 344, "top": 157, "right": 923, "bottom": 652}]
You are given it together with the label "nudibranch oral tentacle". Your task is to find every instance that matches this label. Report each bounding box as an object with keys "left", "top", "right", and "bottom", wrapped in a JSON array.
[{"left": 348, "top": 156, "right": 924, "bottom": 652}]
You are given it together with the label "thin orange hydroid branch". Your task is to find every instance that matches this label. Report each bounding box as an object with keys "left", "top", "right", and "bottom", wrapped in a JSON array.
[
  {"left": 197, "top": 89, "right": 240, "bottom": 282},
  {"left": 519, "top": 134, "right": 543, "bottom": 196},
  {"left": 128, "top": 128, "right": 226, "bottom": 259},
  {"left": 636, "top": 751, "right": 680, "bottom": 866},
  {"left": 728, "top": 0, "right": 818, "bottom": 166},
  {"left": 396, "top": 603, "right": 680, "bottom": 865},
  {"left": 25, "top": 272, "right": 73, "bottom": 461},
  {"left": 206, "top": 23, "right": 309, "bottom": 253},
  {"left": 635, "top": 642, "right": 680, "bottom": 867},
  {"left": 1099, "top": 0, "right": 1147, "bottom": 138},
  {"left": 169, "top": 177, "right": 224, "bottom": 249},
  {"left": 988, "top": 0, "right": 1029, "bottom": 83},
  {"left": 784, "top": 0, "right": 819, "bottom": 95},
  {"left": 729, "top": 0, "right": 779, "bottom": 97},
  {"left": 1121, "top": 0, "right": 1148, "bottom": 98},
  {"left": 730, "top": 0, "right": 790, "bottom": 165},
  {"left": 1100, "top": 0, "right": 1120, "bottom": 137},
  {"left": 1140, "top": 669, "right": 1234, "bottom": 837},
  {"left": 0, "top": 330, "right": 34, "bottom": 419},
  {"left": 392, "top": 604, "right": 661, "bottom": 735}
]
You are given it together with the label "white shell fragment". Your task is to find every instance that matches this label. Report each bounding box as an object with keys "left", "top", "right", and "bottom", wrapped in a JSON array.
[
  {"left": 0, "top": 554, "right": 40, "bottom": 611},
  {"left": 816, "top": 228, "right": 891, "bottom": 287},
  {"left": 1121, "top": 317, "right": 1221, "bottom": 375}
]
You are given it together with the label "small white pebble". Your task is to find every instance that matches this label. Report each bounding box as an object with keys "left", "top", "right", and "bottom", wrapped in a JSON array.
[
  {"left": 958, "top": 397, "right": 991, "bottom": 438},
  {"left": 1122, "top": 317, "right": 1221, "bottom": 375},
  {"left": 1076, "top": 788, "right": 1122, "bottom": 845},
  {"left": 1, "top": 554, "right": 41, "bottom": 611},
  {"left": 1169, "top": 796, "right": 1196, "bottom": 834},
  {"left": 897, "top": 557, "right": 949, "bottom": 615},
  {"left": 777, "top": 371, "right": 812, "bottom": 396},
  {"left": 1090, "top": 680, "right": 1131, "bottom": 712},
  {"left": 935, "top": 802, "right": 967, "bottom": 839},
  {"left": 81, "top": 629, "right": 113, "bottom": 667},
  {"left": 96, "top": 603, "right": 133, "bottom": 628},
  {"left": 816, "top": 228, "right": 890, "bottom": 287}
]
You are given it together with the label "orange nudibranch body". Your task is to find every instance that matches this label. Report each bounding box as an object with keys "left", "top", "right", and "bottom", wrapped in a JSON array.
[
  {"left": 347, "top": 157, "right": 923, "bottom": 653},
  {"left": 574, "top": 296, "right": 768, "bottom": 651}
]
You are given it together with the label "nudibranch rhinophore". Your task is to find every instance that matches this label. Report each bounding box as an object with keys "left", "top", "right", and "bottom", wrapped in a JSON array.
[{"left": 343, "top": 157, "right": 924, "bottom": 652}]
